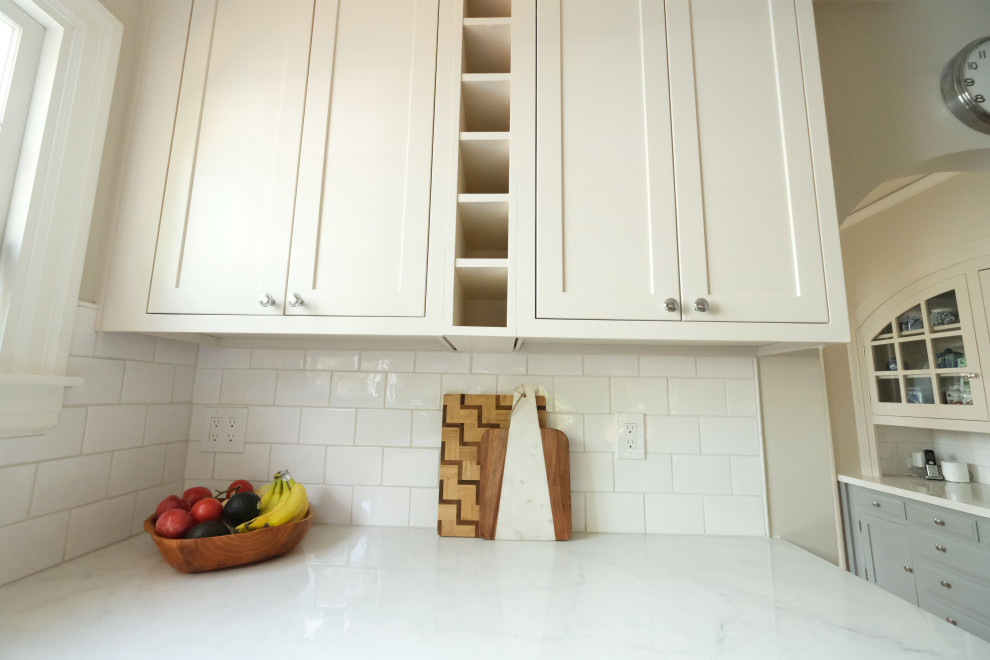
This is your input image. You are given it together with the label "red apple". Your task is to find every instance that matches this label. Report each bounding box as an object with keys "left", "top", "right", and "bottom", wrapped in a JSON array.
[
  {"left": 190, "top": 497, "right": 224, "bottom": 524},
  {"left": 182, "top": 486, "right": 212, "bottom": 506},
  {"left": 155, "top": 508, "right": 196, "bottom": 539},
  {"left": 153, "top": 495, "right": 190, "bottom": 520}
]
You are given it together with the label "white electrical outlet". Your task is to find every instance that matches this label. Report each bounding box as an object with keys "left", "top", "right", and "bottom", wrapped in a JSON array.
[
  {"left": 201, "top": 408, "right": 247, "bottom": 453},
  {"left": 615, "top": 413, "right": 645, "bottom": 460}
]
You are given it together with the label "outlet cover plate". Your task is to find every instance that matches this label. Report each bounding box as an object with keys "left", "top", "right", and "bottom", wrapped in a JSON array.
[
  {"left": 615, "top": 413, "right": 645, "bottom": 460},
  {"left": 201, "top": 408, "right": 247, "bottom": 453}
]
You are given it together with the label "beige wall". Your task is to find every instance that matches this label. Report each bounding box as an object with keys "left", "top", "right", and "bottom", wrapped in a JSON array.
[
  {"left": 79, "top": 0, "right": 153, "bottom": 304},
  {"left": 814, "top": 0, "right": 990, "bottom": 217}
]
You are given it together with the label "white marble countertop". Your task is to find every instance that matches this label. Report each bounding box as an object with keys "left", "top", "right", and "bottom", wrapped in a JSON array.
[
  {"left": 1, "top": 525, "right": 989, "bottom": 659},
  {"left": 839, "top": 473, "right": 990, "bottom": 519}
]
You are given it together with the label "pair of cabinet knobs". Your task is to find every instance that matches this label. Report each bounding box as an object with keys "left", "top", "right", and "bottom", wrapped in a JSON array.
[
  {"left": 664, "top": 298, "right": 709, "bottom": 313},
  {"left": 259, "top": 293, "right": 304, "bottom": 308}
]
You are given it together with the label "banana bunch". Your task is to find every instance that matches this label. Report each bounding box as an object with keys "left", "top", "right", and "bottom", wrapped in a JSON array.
[{"left": 234, "top": 470, "right": 309, "bottom": 532}]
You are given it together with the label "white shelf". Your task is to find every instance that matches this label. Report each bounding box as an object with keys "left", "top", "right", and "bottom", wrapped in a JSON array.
[
  {"left": 458, "top": 135, "right": 510, "bottom": 194},
  {"left": 453, "top": 261, "right": 509, "bottom": 327},
  {"left": 461, "top": 77, "right": 510, "bottom": 131},
  {"left": 457, "top": 198, "right": 508, "bottom": 258},
  {"left": 463, "top": 22, "right": 511, "bottom": 74},
  {"left": 464, "top": 0, "right": 511, "bottom": 20}
]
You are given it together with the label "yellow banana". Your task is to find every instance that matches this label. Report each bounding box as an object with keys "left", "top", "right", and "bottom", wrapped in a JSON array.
[
  {"left": 259, "top": 478, "right": 284, "bottom": 514},
  {"left": 257, "top": 479, "right": 277, "bottom": 511},
  {"left": 265, "top": 480, "right": 308, "bottom": 527},
  {"left": 235, "top": 474, "right": 296, "bottom": 531}
]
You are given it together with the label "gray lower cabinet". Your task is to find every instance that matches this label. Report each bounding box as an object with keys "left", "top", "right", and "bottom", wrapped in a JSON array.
[{"left": 842, "top": 483, "right": 990, "bottom": 642}]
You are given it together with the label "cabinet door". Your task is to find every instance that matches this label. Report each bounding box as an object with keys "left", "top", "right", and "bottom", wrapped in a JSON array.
[
  {"left": 667, "top": 0, "right": 828, "bottom": 322},
  {"left": 285, "top": 0, "right": 439, "bottom": 317},
  {"left": 148, "top": 0, "right": 314, "bottom": 314},
  {"left": 535, "top": 0, "right": 680, "bottom": 321},
  {"left": 859, "top": 513, "right": 918, "bottom": 605}
]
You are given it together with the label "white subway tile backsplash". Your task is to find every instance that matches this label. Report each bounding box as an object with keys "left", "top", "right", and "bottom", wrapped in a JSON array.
[
  {"left": 611, "top": 377, "right": 668, "bottom": 414},
  {"left": 275, "top": 371, "right": 331, "bottom": 407},
  {"left": 306, "top": 350, "right": 359, "bottom": 371},
  {"left": 614, "top": 455, "right": 672, "bottom": 493},
  {"left": 95, "top": 332, "right": 157, "bottom": 362},
  {"left": 331, "top": 372, "right": 385, "bottom": 408},
  {"left": 108, "top": 445, "right": 166, "bottom": 497},
  {"left": 672, "top": 455, "right": 732, "bottom": 495},
  {"left": 121, "top": 361, "right": 174, "bottom": 403},
  {"left": 352, "top": 486, "right": 410, "bottom": 526},
  {"left": 247, "top": 406, "right": 300, "bottom": 444},
  {"left": 360, "top": 351, "right": 415, "bottom": 372},
  {"left": 212, "top": 443, "right": 271, "bottom": 483},
  {"left": 0, "top": 512, "right": 70, "bottom": 585},
  {"left": 173, "top": 365, "right": 196, "bottom": 403},
  {"left": 585, "top": 493, "right": 645, "bottom": 533},
  {"left": 300, "top": 408, "right": 355, "bottom": 446},
  {"left": 83, "top": 405, "right": 147, "bottom": 453},
  {"left": 0, "top": 407, "right": 86, "bottom": 465},
  {"left": 0, "top": 464, "right": 35, "bottom": 526},
  {"left": 725, "top": 379, "right": 758, "bottom": 417},
  {"left": 640, "top": 355, "right": 695, "bottom": 378},
  {"left": 569, "top": 452, "right": 614, "bottom": 492},
  {"left": 570, "top": 492, "right": 586, "bottom": 532},
  {"left": 411, "top": 411, "right": 441, "bottom": 448},
  {"left": 154, "top": 338, "right": 199, "bottom": 366},
  {"left": 132, "top": 483, "right": 178, "bottom": 535},
  {"left": 646, "top": 416, "right": 700, "bottom": 455},
  {"left": 184, "top": 443, "right": 215, "bottom": 481},
  {"left": 31, "top": 453, "right": 111, "bottom": 516},
  {"left": 355, "top": 410, "right": 411, "bottom": 447},
  {"left": 669, "top": 379, "right": 727, "bottom": 416},
  {"left": 269, "top": 444, "right": 326, "bottom": 484},
  {"left": 697, "top": 357, "right": 754, "bottom": 379},
  {"left": 252, "top": 349, "right": 305, "bottom": 370},
  {"left": 163, "top": 443, "right": 187, "bottom": 483},
  {"left": 382, "top": 448, "right": 440, "bottom": 488},
  {"left": 553, "top": 377, "right": 610, "bottom": 413},
  {"left": 409, "top": 487, "right": 440, "bottom": 527},
  {"left": 528, "top": 354, "right": 582, "bottom": 376},
  {"left": 472, "top": 352, "right": 526, "bottom": 374},
  {"left": 197, "top": 346, "right": 250, "bottom": 369},
  {"left": 326, "top": 447, "right": 382, "bottom": 485},
  {"left": 69, "top": 306, "right": 97, "bottom": 357},
  {"left": 583, "top": 354, "right": 638, "bottom": 376},
  {"left": 547, "top": 413, "right": 583, "bottom": 452},
  {"left": 64, "top": 357, "right": 124, "bottom": 405},
  {"left": 386, "top": 373, "right": 441, "bottom": 409},
  {"left": 703, "top": 496, "right": 765, "bottom": 536},
  {"left": 192, "top": 369, "right": 222, "bottom": 404},
  {"left": 583, "top": 414, "right": 617, "bottom": 453},
  {"left": 440, "top": 374, "right": 497, "bottom": 395},
  {"left": 220, "top": 369, "right": 276, "bottom": 405},
  {"left": 700, "top": 417, "right": 760, "bottom": 456},
  {"left": 65, "top": 494, "right": 136, "bottom": 560},
  {"left": 730, "top": 456, "right": 765, "bottom": 496},
  {"left": 415, "top": 351, "right": 470, "bottom": 374},
  {"left": 307, "top": 485, "right": 353, "bottom": 524},
  {"left": 645, "top": 494, "right": 705, "bottom": 534}
]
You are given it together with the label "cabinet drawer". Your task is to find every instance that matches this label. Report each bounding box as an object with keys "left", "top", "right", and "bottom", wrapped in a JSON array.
[
  {"left": 918, "top": 592, "right": 990, "bottom": 643},
  {"left": 850, "top": 487, "right": 906, "bottom": 521},
  {"left": 916, "top": 561, "right": 990, "bottom": 622},
  {"left": 911, "top": 528, "right": 990, "bottom": 582},
  {"left": 907, "top": 502, "right": 979, "bottom": 542},
  {"left": 979, "top": 518, "right": 990, "bottom": 545}
]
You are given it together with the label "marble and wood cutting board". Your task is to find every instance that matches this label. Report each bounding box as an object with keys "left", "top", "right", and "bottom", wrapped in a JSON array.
[
  {"left": 478, "top": 428, "right": 571, "bottom": 541},
  {"left": 437, "top": 393, "right": 546, "bottom": 537}
]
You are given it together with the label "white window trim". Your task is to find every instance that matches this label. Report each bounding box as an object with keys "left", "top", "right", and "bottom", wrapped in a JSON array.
[{"left": 0, "top": 0, "right": 121, "bottom": 437}]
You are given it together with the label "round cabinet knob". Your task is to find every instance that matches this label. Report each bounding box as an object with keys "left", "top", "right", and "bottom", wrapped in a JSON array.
[
  {"left": 663, "top": 298, "right": 679, "bottom": 313},
  {"left": 940, "top": 580, "right": 952, "bottom": 589},
  {"left": 288, "top": 293, "right": 305, "bottom": 308},
  {"left": 258, "top": 293, "right": 276, "bottom": 308},
  {"left": 935, "top": 544, "right": 947, "bottom": 553},
  {"left": 946, "top": 617, "right": 957, "bottom": 626},
  {"left": 961, "top": 373, "right": 979, "bottom": 380},
  {"left": 692, "top": 298, "right": 710, "bottom": 313},
  {"left": 934, "top": 518, "right": 945, "bottom": 526},
  {"left": 871, "top": 501, "right": 880, "bottom": 508},
  {"left": 903, "top": 565, "right": 913, "bottom": 573}
]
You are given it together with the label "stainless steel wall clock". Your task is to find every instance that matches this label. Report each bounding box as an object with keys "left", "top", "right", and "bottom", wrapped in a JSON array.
[{"left": 941, "top": 36, "right": 990, "bottom": 135}]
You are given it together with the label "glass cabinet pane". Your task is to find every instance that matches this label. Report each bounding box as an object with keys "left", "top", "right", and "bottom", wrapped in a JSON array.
[
  {"left": 897, "top": 305, "right": 924, "bottom": 336},
  {"left": 872, "top": 343, "right": 897, "bottom": 372},
  {"left": 926, "top": 291, "right": 960, "bottom": 331},
  {"left": 876, "top": 377, "right": 901, "bottom": 403},
  {"left": 905, "top": 376, "right": 935, "bottom": 404},
  {"left": 873, "top": 323, "right": 893, "bottom": 342},
  {"left": 938, "top": 374, "right": 974, "bottom": 405},
  {"left": 932, "top": 334, "right": 967, "bottom": 369},
  {"left": 899, "top": 340, "right": 929, "bottom": 371}
]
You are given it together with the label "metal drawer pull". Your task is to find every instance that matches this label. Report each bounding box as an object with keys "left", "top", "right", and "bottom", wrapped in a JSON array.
[
  {"left": 935, "top": 544, "right": 946, "bottom": 552},
  {"left": 871, "top": 501, "right": 880, "bottom": 508},
  {"left": 940, "top": 580, "right": 952, "bottom": 589},
  {"left": 903, "top": 565, "right": 913, "bottom": 573},
  {"left": 934, "top": 518, "right": 945, "bottom": 526},
  {"left": 946, "top": 617, "right": 957, "bottom": 626},
  {"left": 288, "top": 293, "right": 305, "bottom": 307},
  {"left": 961, "top": 373, "right": 979, "bottom": 381},
  {"left": 692, "top": 298, "right": 710, "bottom": 312},
  {"left": 258, "top": 293, "right": 276, "bottom": 307},
  {"left": 663, "top": 298, "right": 679, "bottom": 312}
]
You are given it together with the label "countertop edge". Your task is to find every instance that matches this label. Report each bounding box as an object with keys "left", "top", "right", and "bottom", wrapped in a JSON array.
[{"left": 838, "top": 473, "right": 990, "bottom": 519}]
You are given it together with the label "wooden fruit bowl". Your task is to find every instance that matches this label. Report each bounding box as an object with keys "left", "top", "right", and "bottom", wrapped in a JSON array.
[{"left": 143, "top": 509, "right": 313, "bottom": 573}]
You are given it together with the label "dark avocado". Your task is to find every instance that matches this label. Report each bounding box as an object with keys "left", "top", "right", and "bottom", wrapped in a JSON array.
[
  {"left": 222, "top": 492, "right": 262, "bottom": 527},
  {"left": 184, "top": 520, "right": 230, "bottom": 539}
]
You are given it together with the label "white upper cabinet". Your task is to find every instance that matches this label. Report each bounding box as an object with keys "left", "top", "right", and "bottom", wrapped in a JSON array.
[
  {"left": 286, "top": 0, "right": 439, "bottom": 317},
  {"left": 535, "top": 0, "right": 680, "bottom": 321},
  {"left": 668, "top": 0, "right": 828, "bottom": 323},
  {"left": 148, "top": 0, "right": 313, "bottom": 315}
]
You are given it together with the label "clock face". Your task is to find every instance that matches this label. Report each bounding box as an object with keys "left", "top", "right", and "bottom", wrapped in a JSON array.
[{"left": 942, "top": 37, "right": 990, "bottom": 134}]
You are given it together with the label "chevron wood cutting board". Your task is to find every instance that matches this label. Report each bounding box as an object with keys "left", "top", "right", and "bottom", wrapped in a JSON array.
[{"left": 438, "top": 393, "right": 547, "bottom": 537}]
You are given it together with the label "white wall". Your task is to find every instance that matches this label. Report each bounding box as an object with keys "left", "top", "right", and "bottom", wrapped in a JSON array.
[{"left": 814, "top": 0, "right": 990, "bottom": 217}]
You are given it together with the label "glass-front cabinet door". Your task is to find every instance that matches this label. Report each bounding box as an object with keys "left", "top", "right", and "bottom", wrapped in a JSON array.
[{"left": 866, "top": 275, "right": 987, "bottom": 421}]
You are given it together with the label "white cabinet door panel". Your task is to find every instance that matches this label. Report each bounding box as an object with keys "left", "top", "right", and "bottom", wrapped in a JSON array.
[
  {"left": 668, "top": 0, "right": 828, "bottom": 323},
  {"left": 287, "top": 0, "right": 439, "bottom": 317},
  {"left": 148, "top": 0, "right": 314, "bottom": 314},
  {"left": 536, "top": 0, "right": 680, "bottom": 321}
]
